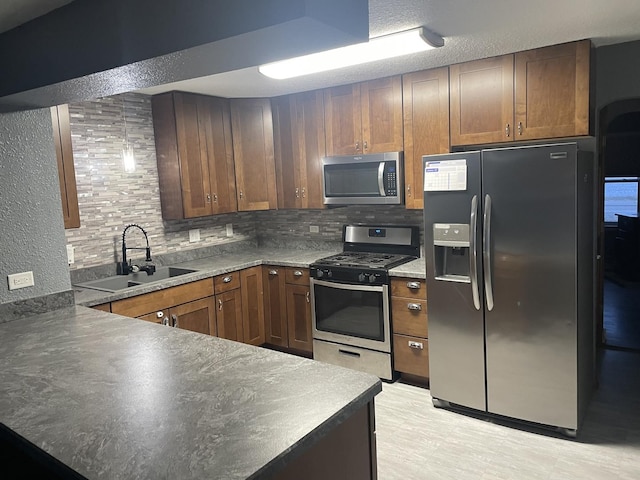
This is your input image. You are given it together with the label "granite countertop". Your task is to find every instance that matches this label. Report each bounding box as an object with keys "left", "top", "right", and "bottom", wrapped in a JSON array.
[
  {"left": 0, "top": 306, "right": 381, "bottom": 479},
  {"left": 74, "top": 247, "right": 426, "bottom": 307}
]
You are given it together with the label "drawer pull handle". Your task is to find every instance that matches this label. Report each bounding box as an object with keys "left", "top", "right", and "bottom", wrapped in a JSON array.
[
  {"left": 408, "top": 341, "right": 424, "bottom": 350},
  {"left": 218, "top": 299, "right": 223, "bottom": 311},
  {"left": 407, "top": 303, "right": 422, "bottom": 311},
  {"left": 306, "top": 291, "right": 310, "bottom": 303},
  {"left": 223, "top": 276, "right": 232, "bottom": 283},
  {"left": 293, "top": 270, "right": 303, "bottom": 277},
  {"left": 171, "top": 314, "right": 179, "bottom": 328},
  {"left": 407, "top": 281, "right": 421, "bottom": 289},
  {"left": 269, "top": 270, "right": 278, "bottom": 276},
  {"left": 339, "top": 349, "right": 361, "bottom": 358}
]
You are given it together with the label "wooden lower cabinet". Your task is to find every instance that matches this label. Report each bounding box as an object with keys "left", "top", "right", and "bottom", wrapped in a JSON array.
[
  {"left": 92, "top": 303, "right": 111, "bottom": 313},
  {"left": 263, "top": 266, "right": 313, "bottom": 355},
  {"left": 391, "top": 277, "right": 429, "bottom": 381},
  {"left": 171, "top": 297, "right": 216, "bottom": 335},
  {"left": 241, "top": 266, "right": 265, "bottom": 345},
  {"left": 215, "top": 288, "right": 244, "bottom": 341}
]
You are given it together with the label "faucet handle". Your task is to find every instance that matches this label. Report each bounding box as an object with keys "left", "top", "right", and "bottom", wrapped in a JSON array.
[
  {"left": 145, "top": 247, "right": 152, "bottom": 262},
  {"left": 130, "top": 265, "right": 140, "bottom": 273}
]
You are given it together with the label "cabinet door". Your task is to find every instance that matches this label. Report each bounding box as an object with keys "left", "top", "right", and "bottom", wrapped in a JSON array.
[
  {"left": 215, "top": 289, "right": 243, "bottom": 341},
  {"left": 450, "top": 55, "right": 514, "bottom": 145},
  {"left": 170, "top": 297, "right": 216, "bottom": 335},
  {"left": 51, "top": 104, "right": 80, "bottom": 229},
  {"left": 230, "top": 98, "right": 277, "bottom": 211},
  {"left": 361, "top": 76, "right": 403, "bottom": 154},
  {"left": 324, "top": 84, "right": 361, "bottom": 155},
  {"left": 402, "top": 68, "right": 450, "bottom": 209},
  {"left": 174, "top": 92, "right": 214, "bottom": 218},
  {"left": 515, "top": 40, "right": 590, "bottom": 140},
  {"left": 286, "top": 284, "right": 313, "bottom": 354},
  {"left": 263, "top": 266, "right": 288, "bottom": 347},
  {"left": 199, "top": 96, "right": 237, "bottom": 214},
  {"left": 273, "top": 95, "right": 301, "bottom": 209},
  {"left": 241, "top": 266, "right": 265, "bottom": 346},
  {"left": 293, "top": 91, "right": 326, "bottom": 209}
]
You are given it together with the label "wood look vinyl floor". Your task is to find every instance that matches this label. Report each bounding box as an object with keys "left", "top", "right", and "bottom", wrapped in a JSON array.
[{"left": 374, "top": 348, "right": 640, "bottom": 479}]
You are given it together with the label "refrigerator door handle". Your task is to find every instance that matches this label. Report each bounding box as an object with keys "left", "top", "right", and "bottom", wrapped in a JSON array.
[
  {"left": 483, "top": 194, "right": 495, "bottom": 311},
  {"left": 470, "top": 195, "right": 481, "bottom": 310}
]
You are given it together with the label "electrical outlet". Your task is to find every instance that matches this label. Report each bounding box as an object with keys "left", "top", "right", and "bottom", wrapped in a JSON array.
[
  {"left": 189, "top": 229, "right": 200, "bottom": 243},
  {"left": 309, "top": 225, "right": 319, "bottom": 233},
  {"left": 8, "top": 271, "right": 34, "bottom": 290},
  {"left": 226, "top": 223, "right": 233, "bottom": 237},
  {"left": 66, "top": 244, "right": 75, "bottom": 265}
]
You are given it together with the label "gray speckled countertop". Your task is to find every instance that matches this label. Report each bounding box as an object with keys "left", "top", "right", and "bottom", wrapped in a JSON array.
[
  {"left": 74, "top": 247, "right": 425, "bottom": 307},
  {"left": 0, "top": 306, "right": 381, "bottom": 479}
]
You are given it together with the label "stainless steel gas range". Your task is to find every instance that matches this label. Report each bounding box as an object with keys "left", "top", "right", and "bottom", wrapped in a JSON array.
[{"left": 310, "top": 225, "right": 420, "bottom": 380}]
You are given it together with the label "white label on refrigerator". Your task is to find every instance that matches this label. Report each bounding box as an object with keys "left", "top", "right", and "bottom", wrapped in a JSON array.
[{"left": 424, "top": 160, "right": 467, "bottom": 191}]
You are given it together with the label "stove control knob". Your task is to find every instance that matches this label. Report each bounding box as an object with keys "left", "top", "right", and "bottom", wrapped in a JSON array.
[
  {"left": 358, "top": 273, "right": 366, "bottom": 282},
  {"left": 327, "top": 270, "right": 333, "bottom": 278},
  {"left": 316, "top": 269, "right": 324, "bottom": 279},
  {"left": 369, "top": 274, "right": 377, "bottom": 283}
]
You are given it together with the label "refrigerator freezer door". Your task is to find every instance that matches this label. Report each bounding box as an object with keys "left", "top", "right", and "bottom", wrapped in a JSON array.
[
  {"left": 424, "top": 152, "right": 486, "bottom": 411},
  {"left": 482, "top": 144, "right": 578, "bottom": 429}
]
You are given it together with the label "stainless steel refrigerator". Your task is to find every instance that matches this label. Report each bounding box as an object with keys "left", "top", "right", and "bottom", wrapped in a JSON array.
[{"left": 422, "top": 143, "right": 595, "bottom": 436}]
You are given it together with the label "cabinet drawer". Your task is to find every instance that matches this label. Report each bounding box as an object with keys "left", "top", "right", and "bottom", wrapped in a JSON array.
[
  {"left": 111, "top": 279, "right": 214, "bottom": 318},
  {"left": 285, "top": 267, "right": 309, "bottom": 285},
  {"left": 214, "top": 271, "right": 241, "bottom": 293},
  {"left": 393, "top": 334, "right": 429, "bottom": 378},
  {"left": 391, "top": 297, "right": 428, "bottom": 337},
  {"left": 92, "top": 303, "right": 111, "bottom": 313},
  {"left": 391, "top": 277, "right": 426, "bottom": 300}
]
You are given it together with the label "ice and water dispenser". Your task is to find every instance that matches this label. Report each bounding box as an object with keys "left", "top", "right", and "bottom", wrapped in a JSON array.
[{"left": 432, "top": 223, "right": 471, "bottom": 283}]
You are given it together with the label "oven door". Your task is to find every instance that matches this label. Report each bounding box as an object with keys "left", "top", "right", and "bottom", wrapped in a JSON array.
[{"left": 310, "top": 278, "right": 391, "bottom": 353}]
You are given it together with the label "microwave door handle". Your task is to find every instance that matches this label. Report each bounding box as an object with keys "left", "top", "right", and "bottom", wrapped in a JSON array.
[{"left": 378, "top": 162, "right": 386, "bottom": 196}]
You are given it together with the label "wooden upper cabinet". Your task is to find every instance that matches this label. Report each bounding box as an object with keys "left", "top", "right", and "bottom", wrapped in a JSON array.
[
  {"left": 273, "top": 91, "right": 326, "bottom": 209},
  {"left": 230, "top": 98, "right": 277, "bottom": 211},
  {"left": 450, "top": 55, "right": 515, "bottom": 146},
  {"left": 450, "top": 40, "right": 592, "bottom": 146},
  {"left": 402, "top": 68, "right": 450, "bottom": 209},
  {"left": 324, "top": 76, "right": 403, "bottom": 155},
  {"left": 51, "top": 104, "right": 80, "bottom": 229},
  {"left": 514, "top": 40, "right": 591, "bottom": 140},
  {"left": 152, "top": 91, "right": 236, "bottom": 219}
]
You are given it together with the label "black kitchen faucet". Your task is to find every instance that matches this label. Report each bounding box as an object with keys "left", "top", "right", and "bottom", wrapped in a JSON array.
[{"left": 117, "top": 224, "right": 156, "bottom": 275}]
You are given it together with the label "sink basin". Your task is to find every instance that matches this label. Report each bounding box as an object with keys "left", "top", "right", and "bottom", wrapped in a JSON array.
[{"left": 75, "top": 267, "right": 197, "bottom": 293}]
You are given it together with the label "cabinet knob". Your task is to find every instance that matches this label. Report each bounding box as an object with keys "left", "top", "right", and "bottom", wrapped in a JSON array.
[
  {"left": 218, "top": 299, "right": 223, "bottom": 311},
  {"left": 239, "top": 191, "right": 244, "bottom": 199},
  {"left": 293, "top": 270, "right": 303, "bottom": 277},
  {"left": 223, "top": 275, "right": 232, "bottom": 283},
  {"left": 206, "top": 193, "right": 211, "bottom": 203},
  {"left": 171, "top": 314, "right": 179, "bottom": 328},
  {"left": 518, "top": 122, "right": 523, "bottom": 135},
  {"left": 408, "top": 341, "right": 424, "bottom": 350},
  {"left": 355, "top": 141, "right": 360, "bottom": 151},
  {"left": 505, "top": 123, "right": 511, "bottom": 137},
  {"left": 213, "top": 194, "right": 218, "bottom": 202},
  {"left": 269, "top": 269, "right": 278, "bottom": 276},
  {"left": 295, "top": 188, "right": 300, "bottom": 199},
  {"left": 363, "top": 140, "right": 368, "bottom": 151},
  {"left": 156, "top": 311, "right": 164, "bottom": 319},
  {"left": 407, "top": 303, "right": 422, "bottom": 311},
  {"left": 407, "top": 281, "right": 421, "bottom": 290},
  {"left": 407, "top": 184, "right": 411, "bottom": 197},
  {"left": 301, "top": 187, "right": 306, "bottom": 198}
]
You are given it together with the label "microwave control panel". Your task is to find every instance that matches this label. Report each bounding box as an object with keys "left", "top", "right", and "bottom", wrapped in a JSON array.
[{"left": 384, "top": 163, "right": 398, "bottom": 196}]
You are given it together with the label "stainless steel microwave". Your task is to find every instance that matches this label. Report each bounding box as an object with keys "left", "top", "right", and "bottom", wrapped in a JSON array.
[{"left": 322, "top": 152, "right": 404, "bottom": 205}]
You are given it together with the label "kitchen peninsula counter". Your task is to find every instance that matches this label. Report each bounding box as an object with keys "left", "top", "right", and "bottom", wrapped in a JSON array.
[{"left": 0, "top": 306, "right": 381, "bottom": 479}]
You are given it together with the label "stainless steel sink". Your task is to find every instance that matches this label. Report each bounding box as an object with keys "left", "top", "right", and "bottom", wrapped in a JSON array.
[{"left": 75, "top": 267, "right": 197, "bottom": 292}]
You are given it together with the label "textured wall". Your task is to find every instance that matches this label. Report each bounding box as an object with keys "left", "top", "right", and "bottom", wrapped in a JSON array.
[
  {"left": 0, "top": 109, "right": 72, "bottom": 304},
  {"left": 64, "top": 94, "right": 256, "bottom": 270}
]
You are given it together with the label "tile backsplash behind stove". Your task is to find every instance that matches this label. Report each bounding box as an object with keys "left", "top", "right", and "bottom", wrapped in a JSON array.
[{"left": 64, "top": 93, "right": 424, "bottom": 271}]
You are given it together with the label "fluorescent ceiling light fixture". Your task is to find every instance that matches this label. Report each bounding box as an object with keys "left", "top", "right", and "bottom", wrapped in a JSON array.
[{"left": 258, "top": 27, "right": 443, "bottom": 80}]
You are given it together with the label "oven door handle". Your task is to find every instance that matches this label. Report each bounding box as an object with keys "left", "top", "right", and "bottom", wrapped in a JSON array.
[
  {"left": 310, "top": 278, "right": 386, "bottom": 293},
  {"left": 378, "top": 162, "right": 386, "bottom": 196}
]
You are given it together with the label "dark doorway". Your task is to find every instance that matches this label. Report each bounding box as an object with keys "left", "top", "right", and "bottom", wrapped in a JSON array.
[{"left": 599, "top": 100, "right": 640, "bottom": 352}]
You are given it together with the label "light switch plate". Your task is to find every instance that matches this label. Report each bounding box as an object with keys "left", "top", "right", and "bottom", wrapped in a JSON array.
[
  {"left": 189, "top": 229, "right": 200, "bottom": 243},
  {"left": 8, "top": 271, "right": 34, "bottom": 290},
  {"left": 309, "top": 225, "right": 319, "bottom": 233},
  {"left": 226, "top": 223, "right": 233, "bottom": 237},
  {"left": 66, "top": 244, "right": 75, "bottom": 265}
]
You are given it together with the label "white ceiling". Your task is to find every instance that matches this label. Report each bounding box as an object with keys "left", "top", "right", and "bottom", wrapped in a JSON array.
[{"left": 3, "top": 0, "right": 640, "bottom": 99}]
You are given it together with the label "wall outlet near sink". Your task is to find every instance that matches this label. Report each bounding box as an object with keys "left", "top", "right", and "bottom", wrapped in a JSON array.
[
  {"left": 226, "top": 223, "right": 233, "bottom": 237},
  {"left": 309, "top": 225, "right": 319, "bottom": 233},
  {"left": 189, "top": 229, "right": 200, "bottom": 243}
]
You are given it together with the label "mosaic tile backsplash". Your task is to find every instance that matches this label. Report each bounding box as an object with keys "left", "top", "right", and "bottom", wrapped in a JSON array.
[{"left": 64, "top": 93, "right": 424, "bottom": 272}]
